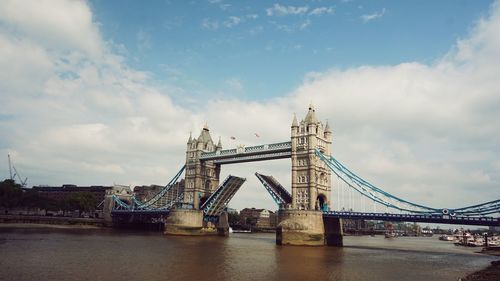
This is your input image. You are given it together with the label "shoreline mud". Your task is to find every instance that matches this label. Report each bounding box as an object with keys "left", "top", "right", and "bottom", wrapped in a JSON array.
[{"left": 461, "top": 260, "right": 500, "bottom": 281}]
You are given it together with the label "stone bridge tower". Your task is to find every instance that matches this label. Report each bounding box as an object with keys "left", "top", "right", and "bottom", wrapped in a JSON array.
[
  {"left": 164, "top": 125, "right": 227, "bottom": 237},
  {"left": 184, "top": 124, "right": 221, "bottom": 209},
  {"left": 277, "top": 105, "right": 342, "bottom": 247},
  {"left": 291, "top": 104, "right": 332, "bottom": 211}
]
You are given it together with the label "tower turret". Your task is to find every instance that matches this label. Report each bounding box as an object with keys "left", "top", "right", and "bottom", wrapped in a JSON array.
[
  {"left": 216, "top": 137, "right": 222, "bottom": 151},
  {"left": 291, "top": 113, "right": 299, "bottom": 136}
]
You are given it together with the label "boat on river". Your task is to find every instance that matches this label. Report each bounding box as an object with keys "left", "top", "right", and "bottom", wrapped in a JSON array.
[
  {"left": 385, "top": 231, "right": 397, "bottom": 238},
  {"left": 439, "top": 235, "right": 454, "bottom": 241}
]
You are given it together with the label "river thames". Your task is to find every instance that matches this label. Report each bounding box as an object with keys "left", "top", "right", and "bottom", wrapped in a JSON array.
[{"left": 0, "top": 227, "right": 496, "bottom": 281}]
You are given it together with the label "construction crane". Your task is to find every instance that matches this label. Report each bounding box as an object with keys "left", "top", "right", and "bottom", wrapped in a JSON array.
[{"left": 7, "top": 154, "right": 28, "bottom": 187}]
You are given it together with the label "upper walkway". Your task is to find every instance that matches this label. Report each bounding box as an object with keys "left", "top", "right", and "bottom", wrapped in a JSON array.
[{"left": 199, "top": 141, "right": 292, "bottom": 164}]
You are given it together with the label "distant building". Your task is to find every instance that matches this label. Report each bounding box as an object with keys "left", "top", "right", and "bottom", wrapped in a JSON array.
[
  {"left": 343, "top": 219, "right": 368, "bottom": 233},
  {"left": 108, "top": 185, "right": 133, "bottom": 196},
  {"left": 133, "top": 185, "right": 163, "bottom": 201},
  {"left": 133, "top": 179, "right": 184, "bottom": 205},
  {"left": 33, "top": 184, "right": 113, "bottom": 205},
  {"left": 240, "top": 208, "right": 277, "bottom": 230}
]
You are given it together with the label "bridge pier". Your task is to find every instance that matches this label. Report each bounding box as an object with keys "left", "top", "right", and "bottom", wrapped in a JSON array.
[
  {"left": 102, "top": 195, "right": 114, "bottom": 226},
  {"left": 276, "top": 210, "right": 344, "bottom": 246},
  {"left": 276, "top": 209, "right": 325, "bottom": 246},
  {"left": 164, "top": 209, "right": 228, "bottom": 236},
  {"left": 323, "top": 216, "right": 343, "bottom": 247}
]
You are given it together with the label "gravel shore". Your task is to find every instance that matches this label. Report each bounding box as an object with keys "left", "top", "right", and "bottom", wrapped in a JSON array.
[{"left": 461, "top": 260, "right": 500, "bottom": 281}]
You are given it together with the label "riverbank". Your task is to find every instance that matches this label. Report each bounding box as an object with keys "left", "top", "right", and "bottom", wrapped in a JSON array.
[
  {"left": 480, "top": 246, "right": 500, "bottom": 257},
  {"left": 462, "top": 260, "right": 500, "bottom": 281},
  {"left": 0, "top": 223, "right": 103, "bottom": 229},
  {"left": 0, "top": 214, "right": 107, "bottom": 227}
]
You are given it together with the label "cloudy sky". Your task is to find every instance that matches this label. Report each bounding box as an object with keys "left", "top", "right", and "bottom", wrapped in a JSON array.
[{"left": 0, "top": 0, "right": 499, "bottom": 212}]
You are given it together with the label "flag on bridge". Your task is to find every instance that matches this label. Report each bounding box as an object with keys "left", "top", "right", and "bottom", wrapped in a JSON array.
[
  {"left": 230, "top": 136, "right": 236, "bottom": 140},
  {"left": 255, "top": 133, "right": 260, "bottom": 138}
]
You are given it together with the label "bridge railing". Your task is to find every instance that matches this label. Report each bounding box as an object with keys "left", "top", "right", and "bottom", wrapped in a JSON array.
[
  {"left": 245, "top": 145, "right": 264, "bottom": 152},
  {"left": 267, "top": 141, "right": 292, "bottom": 150},
  {"left": 220, "top": 149, "right": 237, "bottom": 155}
]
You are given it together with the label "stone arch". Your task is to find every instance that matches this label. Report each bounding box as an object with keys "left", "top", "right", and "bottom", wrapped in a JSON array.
[{"left": 316, "top": 193, "right": 328, "bottom": 211}]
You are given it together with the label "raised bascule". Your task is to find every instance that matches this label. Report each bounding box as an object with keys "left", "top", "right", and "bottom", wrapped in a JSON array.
[{"left": 107, "top": 105, "right": 500, "bottom": 246}]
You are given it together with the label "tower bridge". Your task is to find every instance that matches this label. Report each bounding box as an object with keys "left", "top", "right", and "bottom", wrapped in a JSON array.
[{"left": 107, "top": 105, "right": 500, "bottom": 246}]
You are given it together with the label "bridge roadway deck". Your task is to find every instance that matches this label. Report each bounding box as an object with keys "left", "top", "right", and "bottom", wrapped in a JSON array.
[
  {"left": 324, "top": 211, "right": 500, "bottom": 227},
  {"left": 112, "top": 210, "right": 499, "bottom": 227}
]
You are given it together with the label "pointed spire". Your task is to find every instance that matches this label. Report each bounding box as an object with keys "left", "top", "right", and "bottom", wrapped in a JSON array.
[
  {"left": 304, "top": 104, "right": 318, "bottom": 124},
  {"left": 198, "top": 123, "right": 213, "bottom": 144},
  {"left": 217, "top": 136, "right": 222, "bottom": 148},
  {"left": 292, "top": 113, "right": 298, "bottom": 127},
  {"left": 188, "top": 131, "right": 192, "bottom": 142},
  {"left": 325, "top": 120, "right": 331, "bottom": 133}
]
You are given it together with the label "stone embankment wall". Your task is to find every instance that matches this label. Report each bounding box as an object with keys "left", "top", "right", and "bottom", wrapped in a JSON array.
[
  {"left": 0, "top": 214, "right": 106, "bottom": 227},
  {"left": 164, "top": 209, "right": 229, "bottom": 236}
]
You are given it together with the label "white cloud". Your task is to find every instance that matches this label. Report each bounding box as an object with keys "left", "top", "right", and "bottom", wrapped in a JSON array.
[
  {"left": 224, "top": 16, "right": 241, "bottom": 28},
  {"left": 201, "top": 18, "right": 219, "bottom": 30},
  {"left": 249, "top": 25, "right": 264, "bottom": 35},
  {"left": 309, "top": 7, "right": 335, "bottom": 16},
  {"left": 220, "top": 4, "right": 231, "bottom": 11},
  {"left": 0, "top": 0, "right": 195, "bottom": 187},
  {"left": 0, "top": 0, "right": 102, "bottom": 58},
  {"left": 214, "top": 2, "right": 500, "bottom": 209},
  {"left": 136, "top": 30, "right": 152, "bottom": 52},
  {"left": 300, "top": 19, "right": 311, "bottom": 30},
  {"left": 493, "top": 160, "right": 500, "bottom": 171},
  {"left": 246, "top": 14, "right": 259, "bottom": 20},
  {"left": 1, "top": 0, "right": 500, "bottom": 212},
  {"left": 361, "top": 8, "right": 386, "bottom": 23},
  {"left": 224, "top": 78, "right": 244, "bottom": 92},
  {"left": 266, "top": 4, "right": 309, "bottom": 16},
  {"left": 281, "top": 4, "right": 500, "bottom": 207},
  {"left": 270, "top": 20, "right": 311, "bottom": 33}
]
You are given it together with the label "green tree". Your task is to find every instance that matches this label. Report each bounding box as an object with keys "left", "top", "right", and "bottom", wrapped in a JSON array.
[
  {"left": 228, "top": 212, "right": 241, "bottom": 227},
  {"left": 21, "top": 189, "right": 43, "bottom": 209},
  {"left": 63, "top": 192, "right": 96, "bottom": 213},
  {"left": 0, "top": 179, "right": 23, "bottom": 208}
]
